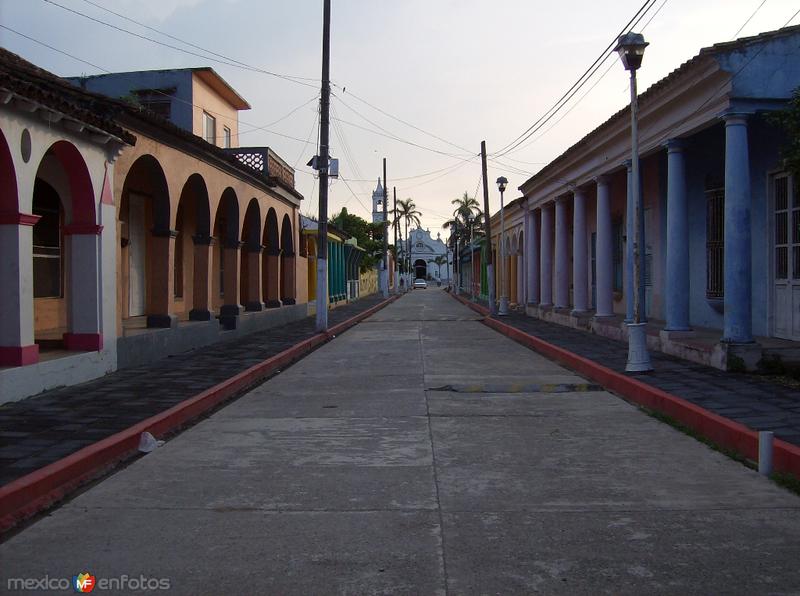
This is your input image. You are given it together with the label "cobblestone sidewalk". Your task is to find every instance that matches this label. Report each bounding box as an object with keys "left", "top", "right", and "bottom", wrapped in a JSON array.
[
  {"left": 474, "top": 302, "right": 800, "bottom": 449},
  {"left": 0, "top": 296, "right": 387, "bottom": 487}
]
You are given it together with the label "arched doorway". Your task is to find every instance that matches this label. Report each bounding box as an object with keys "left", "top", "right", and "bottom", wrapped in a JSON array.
[
  {"left": 280, "top": 213, "right": 296, "bottom": 305},
  {"left": 34, "top": 140, "right": 101, "bottom": 350},
  {"left": 262, "top": 208, "right": 280, "bottom": 308},
  {"left": 174, "top": 173, "right": 210, "bottom": 320},
  {"left": 120, "top": 154, "right": 171, "bottom": 327},
  {"left": 414, "top": 259, "right": 427, "bottom": 280}
]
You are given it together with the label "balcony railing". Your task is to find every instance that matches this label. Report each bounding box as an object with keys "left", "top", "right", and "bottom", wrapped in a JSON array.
[{"left": 222, "top": 146, "right": 295, "bottom": 189}]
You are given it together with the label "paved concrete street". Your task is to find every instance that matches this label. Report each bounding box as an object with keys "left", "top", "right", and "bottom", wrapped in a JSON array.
[{"left": 3, "top": 288, "right": 800, "bottom": 594}]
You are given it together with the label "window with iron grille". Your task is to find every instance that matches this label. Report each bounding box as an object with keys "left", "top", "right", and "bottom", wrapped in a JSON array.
[
  {"left": 612, "top": 220, "right": 623, "bottom": 292},
  {"left": 32, "top": 180, "right": 63, "bottom": 299},
  {"left": 706, "top": 188, "right": 725, "bottom": 298}
]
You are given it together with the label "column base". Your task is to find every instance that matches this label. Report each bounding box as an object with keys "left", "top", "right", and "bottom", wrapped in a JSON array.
[
  {"left": 63, "top": 333, "right": 103, "bottom": 351},
  {"left": 219, "top": 304, "right": 240, "bottom": 331},
  {"left": 660, "top": 328, "right": 695, "bottom": 341},
  {"left": 498, "top": 296, "right": 510, "bottom": 315},
  {"left": 281, "top": 298, "right": 296, "bottom": 306},
  {"left": 189, "top": 309, "right": 212, "bottom": 321},
  {"left": 245, "top": 302, "right": 264, "bottom": 312},
  {"left": 569, "top": 310, "right": 593, "bottom": 329},
  {"left": 0, "top": 344, "right": 39, "bottom": 366},
  {"left": 147, "top": 314, "right": 178, "bottom": 329},
  {"left": 219, "top": 304, "right": 241, "bottom": 317},
  {"left": 593, "top": 313, "right": 616, "bottom": 320},
  {"left": 712, "top": 341, "right": 762, "bottom": 372},
  {"left": 265, "top": 299, "right": 282, "bottom": 309},
  {"left": 625, "top": 322, "right": 653, "bottom": 373}
]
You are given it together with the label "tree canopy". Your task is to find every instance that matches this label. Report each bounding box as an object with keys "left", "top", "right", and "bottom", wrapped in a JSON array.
[
  {"left": 770, "top": 87, "right": 800, "bottom": 177},
  {"left": 330, "top": 207, "right": 384, "bottom": 271}
]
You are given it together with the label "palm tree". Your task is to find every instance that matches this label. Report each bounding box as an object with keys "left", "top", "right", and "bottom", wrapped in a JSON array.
[
  {"left": 396, "top": 198, "right": 421, "bottom": 278},
  {"left": 430, "top": 255, "right": 448, "bottom": 282}
]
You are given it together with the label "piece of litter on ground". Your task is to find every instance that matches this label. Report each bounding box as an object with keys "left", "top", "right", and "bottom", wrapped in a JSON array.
[{"left": 138, "top": 431, "right": 165, "bottom": 453}]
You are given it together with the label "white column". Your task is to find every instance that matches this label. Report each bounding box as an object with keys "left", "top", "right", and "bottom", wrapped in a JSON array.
[
  {"left": 595, "top": 175, "right": 614, "bottom": 317},
  {"left": 540, "top": 203, "right": 553, "bottom": 306},
  {"left": 64, "top": 225, "right": 103, "bottom": 351},
  {"left": 665, "top": 139, "right": 691, "bottom": 331},
  {"left": 572, "top": 189, "right": 588, "bottom": 313},
  {"left": 555, "top": 197, "right": 569, "bottom": 308},
  {"left": 527, "top": 208, "right": 539, "bottom": 305},
  {"left": 0, "top": 217, "right": 39, "bottom": 365},
  {"left": 722, "top": 113, "right": 753, "bottom": 343}
]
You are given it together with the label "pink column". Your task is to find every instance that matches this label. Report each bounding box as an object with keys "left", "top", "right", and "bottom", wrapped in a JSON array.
[
  {"left": 190, "top": 235, "right": 213, "bottom": 321},
  {"left": 245, "top": 246, "right": 263, "bottom": 311}
]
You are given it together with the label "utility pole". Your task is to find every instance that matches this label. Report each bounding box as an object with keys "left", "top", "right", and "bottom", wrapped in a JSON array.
[
  {"left": 481, "top": 141, "right": 496, "bottom": 315},
  {"left": 382, "top": 157, "right": 389, "bottom": 297},
  {"left": 315, "top": 0, "right": 331, "bottom": 332},
  {"left": 393, "top": 186, "right": 398, "bottom": 292}
]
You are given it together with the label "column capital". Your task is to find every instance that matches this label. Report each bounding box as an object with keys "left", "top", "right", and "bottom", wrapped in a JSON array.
[
  {"left": 721, "top": 112, "right": 750, "bottom": 126},
  {"left": 224, "top": 239, "right": 243, "bottom": 250},
  {"left": 192, "top": 234, "right": 214, "bottom": 246},
  {"left": 664, "top": 138, "right": 686, "bottom": 153},
  {"left": 572, "top": 187, "right": 588, "bottom": 200},
  {"left": 623, "top": 159, "right": 632, "bottom": 171},
  {"left": 152, "top": 227, "right": 178, "bottom": 239},
  {"left": 594, "top": 174, "right": 611, "bottom": 186},
  {"left": 0, "top": 211, "right": 41, "bottom": 226}
]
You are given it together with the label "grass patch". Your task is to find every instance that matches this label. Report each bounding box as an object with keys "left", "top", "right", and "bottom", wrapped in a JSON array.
[
  {"left": 643, "top": 408, "right": 755, "bottom": 468},
  {"left": 771, "top": 471, "right": 800, "bottom": 497},
  {"left": 643, "top": 406, "right": 800, "bottom": 496}
]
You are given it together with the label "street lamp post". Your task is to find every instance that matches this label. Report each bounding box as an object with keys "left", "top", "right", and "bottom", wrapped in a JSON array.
[
  {"left": 616, "top": 31, "right": 652, "bottom": 373},
  {"left": 468, "top": 214, "right": 476, "bottom": 300},
  {"left": 496, "top": 177, "right": 509, "bottom": 315},
  {"left": 446, "top": 247, "right": 452, "bottom": 289}
]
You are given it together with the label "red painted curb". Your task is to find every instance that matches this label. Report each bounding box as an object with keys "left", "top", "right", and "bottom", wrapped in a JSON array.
[
  {"left": 450, "top": 292, "right": 800, "bottom": 478},
  {"left": 0, "top": 294, "right": 400, "bottom": 533}
]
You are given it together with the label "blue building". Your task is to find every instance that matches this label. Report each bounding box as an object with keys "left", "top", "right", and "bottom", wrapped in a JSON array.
[{"left": 490, "top": 24, "right": 800, "bottom": 370}]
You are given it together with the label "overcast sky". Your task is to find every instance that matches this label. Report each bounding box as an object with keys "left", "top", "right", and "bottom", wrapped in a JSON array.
[{"left": 1, "top": 0, "right": 798, "bottom": 233}]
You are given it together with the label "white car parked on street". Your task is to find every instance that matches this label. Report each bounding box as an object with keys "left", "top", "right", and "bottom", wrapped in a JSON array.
[{"left": 413, "top": 278, "right": 427, "bottom": 289}]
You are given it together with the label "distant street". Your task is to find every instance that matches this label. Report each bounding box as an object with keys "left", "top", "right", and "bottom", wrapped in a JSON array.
[{"left": 3, "top": 288, "right": 800, "bottom": 594}]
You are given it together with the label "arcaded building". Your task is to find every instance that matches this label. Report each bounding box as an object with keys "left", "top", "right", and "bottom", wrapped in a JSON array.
[{"left": 0, "top": 50, "right": 307, "bottom": 402}]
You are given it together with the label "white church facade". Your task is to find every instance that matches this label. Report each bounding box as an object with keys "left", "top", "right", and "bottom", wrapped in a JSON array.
[{"left": 371, "top": 179, "right": 451, "bottom": 283}]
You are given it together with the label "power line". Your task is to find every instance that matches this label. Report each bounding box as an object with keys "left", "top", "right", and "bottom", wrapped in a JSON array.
[
  {"left": 41, "top": 0, "right": 318, "bottom": 88},
  {"left": 331, "top": 94, "right": 475, "bottom": 160},
  {"left": 734, "top": 0, "right": 768, "bottom": 38},
  {"left": 652, "top": 5, "right": 800, "bottom": 150},
  {"left": 492, "top": 0, "right": 659, "bottom": 158},
  {"left": 292, "top": 102, "right": 319, "bottom": 169},
  {"left": 333, "top": 85, "right": 475, "bottom": 156},
  {"left": 395, "top": 157, "right": 477, "bottom": 192},
  {"left": 239, "top": 94, "right": 319, "bottom": 138},
  {"left": 507, "top": 0, "right": 671, "bottom": 159},
  {"left": 1, "top": 24, "right": 316, "bottom": 146},
  {"left": 76, "top": 0, "right": 319, "bottom": 84}
]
